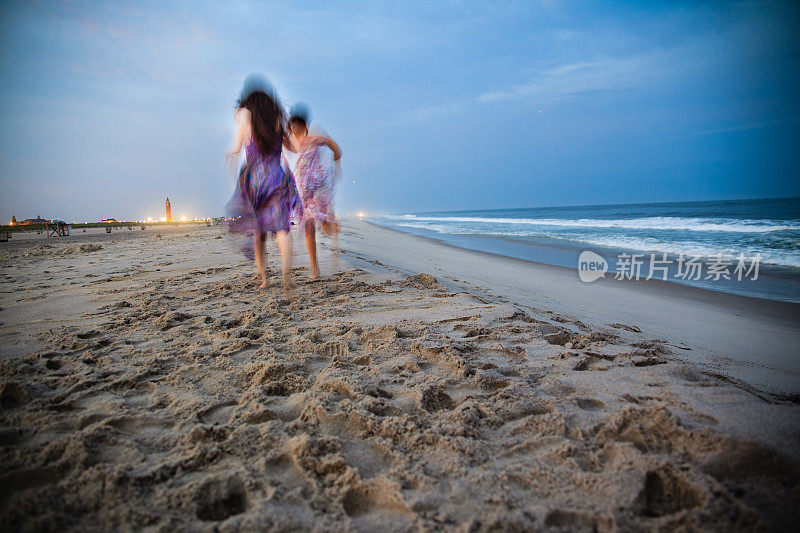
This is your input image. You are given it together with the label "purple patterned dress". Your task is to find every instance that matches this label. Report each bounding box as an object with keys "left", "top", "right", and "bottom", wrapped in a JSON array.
[
  {"left": 294, "top": 138, "right": 337, "bottom": 226},
  {"left": 227, "top": 140, "right": 302, "bottom": 254}
]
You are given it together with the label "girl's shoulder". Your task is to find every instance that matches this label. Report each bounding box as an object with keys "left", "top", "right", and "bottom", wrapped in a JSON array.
[{"left": 234, "top": 108, "right": 251, "bottom": 126}]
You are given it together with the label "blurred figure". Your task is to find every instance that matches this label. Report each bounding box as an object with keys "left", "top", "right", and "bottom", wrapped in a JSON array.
[
  {"left": 226, "top": 76, "right": 302, "bottom": 291},
  {"left": 287, "top": 105, "right": 342, "bottom": 279}
]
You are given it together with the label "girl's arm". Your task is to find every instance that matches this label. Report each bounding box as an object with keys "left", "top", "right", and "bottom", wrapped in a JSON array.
[
  {"left": 226, "top": 108, "right": 249, "bottom": 159},
  {"left": 313, "top": 135, "right": 342, "bottom": 161}
]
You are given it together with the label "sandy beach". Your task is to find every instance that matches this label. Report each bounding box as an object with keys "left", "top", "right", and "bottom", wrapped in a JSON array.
[{"left": 1, "top": 220, "right": 799, "bottom": 531}]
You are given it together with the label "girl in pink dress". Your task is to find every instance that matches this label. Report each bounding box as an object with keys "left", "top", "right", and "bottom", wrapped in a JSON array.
[{"left": 287, "top": 108, "right": 342, "bottom": 279}]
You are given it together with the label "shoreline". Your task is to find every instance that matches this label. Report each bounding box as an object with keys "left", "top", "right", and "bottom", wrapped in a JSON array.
[
  {"left": 369, "top": 218, "right": 800, "bottom": 304},
  {"left": 351, "top": 219, "right": 800, "bottom": 396},
  {"left": 366, "top": 220, "right": 799, "bottom": 305}
]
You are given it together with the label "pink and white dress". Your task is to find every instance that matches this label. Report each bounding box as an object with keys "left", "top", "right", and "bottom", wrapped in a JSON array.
[{"left": 294, "top": 138, "right": 337, "bottom": 226}]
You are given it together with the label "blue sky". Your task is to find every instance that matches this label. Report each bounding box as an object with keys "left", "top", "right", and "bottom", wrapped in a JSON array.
[{"left": 1, "top": 1, "right": 798, "bottom": 222}]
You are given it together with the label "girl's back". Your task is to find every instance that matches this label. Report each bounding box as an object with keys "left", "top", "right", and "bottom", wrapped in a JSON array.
[{"left": 296, "top": 138, "right": 336, "bottom": 195}]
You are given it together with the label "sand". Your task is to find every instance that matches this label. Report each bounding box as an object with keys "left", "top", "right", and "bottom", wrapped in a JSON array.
[
  {"left": 350, "top": 221, "right": 800, "bottom": 396},
  {"left": 1, "top": 221, "right": 799, "bottom": 531}
]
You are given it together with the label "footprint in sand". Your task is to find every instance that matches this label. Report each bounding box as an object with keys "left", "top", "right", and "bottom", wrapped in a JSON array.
[
  {"left": 636, "top": 464, "right": 705, "bottom": 517},
  {"left": 574, "top": 397, "right": 606, "bottom": 410},
  {"left": 419, "top": 386, "right": 456, "bottom": 412},
  {"left": 341, "top": 480, "right": 415, "bottom": 523},
  {"left": 198, "top": 402, "right": 237, "bottom": 425},
  {"left": 193, "top": 475, "right": 248, "bottom": 522}
]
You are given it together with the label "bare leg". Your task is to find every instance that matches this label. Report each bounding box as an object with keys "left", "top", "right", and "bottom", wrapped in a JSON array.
[
  {"left": 305, "top": 222, "right": 320, "bottom": 279},
  {"left": 276, "top": 229, "right": 294, "bottom": 292},
  {"left": 322, "top": 221, "right": 340, "bottom": 274},
  {"left": 254, "top": 232, "right": 268, "bottom": 289}
]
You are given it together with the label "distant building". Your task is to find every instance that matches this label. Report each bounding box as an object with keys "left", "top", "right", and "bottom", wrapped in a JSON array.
[
  {"left": 101, "top": 218, "right": 118, "bottom": 223},
  {"left": 166, "top": 197, "right": 172, "bottom": 222},
  {"left": 10, "top": 215, "right": 17, "bottom": 225},
  {"left": 19, "top": 215, "right": 48, "bottom": 225}
]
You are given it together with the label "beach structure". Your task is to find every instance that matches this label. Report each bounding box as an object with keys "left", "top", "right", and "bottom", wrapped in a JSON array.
[
  {"left": 10, "top": 215, "right": 17, "bottom": 225},
  {"left": 46, "top": 220, "right": 70, "bottom": 238},
  {"left": 166, "top": 198, "right": 172, "bottom": 222}
]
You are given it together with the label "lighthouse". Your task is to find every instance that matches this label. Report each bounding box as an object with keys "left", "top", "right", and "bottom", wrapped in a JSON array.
[{"left": 165, "top": 198, "right": 172, "bottom": 222}]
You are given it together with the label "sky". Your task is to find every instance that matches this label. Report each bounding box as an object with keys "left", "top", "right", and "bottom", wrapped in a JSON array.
[{"left": 1, "top": 1, "right": 799, "bottom": 222}]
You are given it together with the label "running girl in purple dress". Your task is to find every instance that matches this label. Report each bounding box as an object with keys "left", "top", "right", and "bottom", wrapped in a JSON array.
[
  {"left": 287, "top": 107, "right": 342, "bottom": 279},
  {"left": 226, "top": 77, "right": 302, "bottom": 291}
]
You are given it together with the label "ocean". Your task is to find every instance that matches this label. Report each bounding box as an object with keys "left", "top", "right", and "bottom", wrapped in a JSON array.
[{"left": 371, "top": 197, "right": 800, "bottom": 303}]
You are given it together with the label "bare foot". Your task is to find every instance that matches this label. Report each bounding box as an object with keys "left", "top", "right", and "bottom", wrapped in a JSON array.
[
  {"left": 259, "top": 278, "right": 270, "bottom": 289},
  {"left": 282, "top": 277, "right": 296, "bottom": 300},
  {"left": 308, "top": 270, "right": 320, "bottom": 280}
]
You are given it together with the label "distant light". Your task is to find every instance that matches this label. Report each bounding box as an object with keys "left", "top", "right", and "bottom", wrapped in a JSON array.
[
  {"left": 179, "top": 215, "right": 188, "bottom": 222},
  {"left": 358, "top": 212, "right": 365, "bottom": 218},
  {"left": 352, "top": 180, "right": 356, "bottom": 184}
]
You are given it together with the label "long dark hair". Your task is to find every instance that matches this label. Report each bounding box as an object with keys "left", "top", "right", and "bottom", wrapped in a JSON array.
[{"left": 237, "top": 88, "right": 287, "bottom": 157}]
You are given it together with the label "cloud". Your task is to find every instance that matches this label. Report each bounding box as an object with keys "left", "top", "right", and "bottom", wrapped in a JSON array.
[
  {"left": 396, "top": 24, "right": 735, "bottom": 127},
  {"left": 678, "top": 115, "right": 800, "bottom": 139},
  {"left": 477, "top": 51, "right": 675, "bottom": 105},
  {"left": 390, "top": 95, "right": 474, "bottom": 125},
  {"left": 395, "top": 50, "right": 676, "bottom": 125}
]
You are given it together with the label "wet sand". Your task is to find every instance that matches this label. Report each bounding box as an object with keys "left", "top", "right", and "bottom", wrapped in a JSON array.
[
  {"left": 357, "top": 220, "right": 800, "bottom": 396},
  {"left": 1, "top": 221, "right": 799, "bottom": 531}
]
